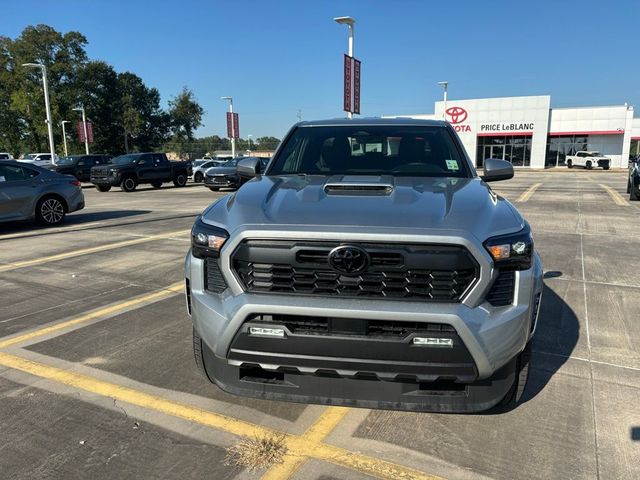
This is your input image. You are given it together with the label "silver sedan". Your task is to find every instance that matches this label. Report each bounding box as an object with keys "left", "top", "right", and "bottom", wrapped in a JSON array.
[{"left": 0, "top": 161, "right": 85, "bottom": 225}]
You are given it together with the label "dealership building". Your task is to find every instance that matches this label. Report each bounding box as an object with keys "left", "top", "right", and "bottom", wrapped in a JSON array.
[{"left": 389, "top": 95, "right": 640, "bottom": 168}]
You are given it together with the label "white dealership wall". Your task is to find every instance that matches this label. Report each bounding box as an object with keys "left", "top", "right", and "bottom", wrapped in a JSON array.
[{"left": 387, "top": 95, "right": 636, "bottom": 168}]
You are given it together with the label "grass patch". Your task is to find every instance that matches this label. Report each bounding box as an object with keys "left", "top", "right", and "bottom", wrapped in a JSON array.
[{"left": 224, "top": 433, "right": 288, "bottom": 471}]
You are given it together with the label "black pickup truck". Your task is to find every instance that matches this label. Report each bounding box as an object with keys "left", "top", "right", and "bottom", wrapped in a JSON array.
[{"left": 90, "top": 152, "right": 189, "bottom": 192}]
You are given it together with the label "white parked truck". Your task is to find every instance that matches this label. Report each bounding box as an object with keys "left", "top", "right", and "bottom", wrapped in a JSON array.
[{"left": 566, "top": 151, "right": 610, "bottom": 170}]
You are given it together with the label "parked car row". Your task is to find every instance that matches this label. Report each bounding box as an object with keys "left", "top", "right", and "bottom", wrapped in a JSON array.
[{"left": 202, "top": 157, "right": 269, "bottom": 191}]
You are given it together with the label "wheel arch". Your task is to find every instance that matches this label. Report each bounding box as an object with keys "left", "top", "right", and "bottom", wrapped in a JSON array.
[{"left": 36, "top": 192, "right": 69, "bottom": 213}]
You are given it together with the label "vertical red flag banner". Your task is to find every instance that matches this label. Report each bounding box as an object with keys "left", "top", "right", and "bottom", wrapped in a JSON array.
[
  {"left": 226, "top": 112, "right": 233, "bottom": 138},
  {"left": 343, "top": 54, "right": 352, "bottom": 113},
  {"left": 232, "top": 112, "right": 239, "bottom": 138},
  {"left": 76, "top": 121, "right": 94, "bottom": 143},
  {"left": 86, "top": 121, "right": 94, "bottom": 143},
  {"left": 76, "top": 121, "right": 85, "bottom": 142},
  {"left": 226, "top": 112, "right": 240, "bottom": 138},
  {"left": 353, "top": 58, "right": 361, "bottom": 115}
]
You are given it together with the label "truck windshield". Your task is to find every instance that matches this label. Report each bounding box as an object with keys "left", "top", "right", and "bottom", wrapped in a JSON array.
[
  {"left": 268, "top": 125, "right": 471, "bottom": 177},
  {"left": 111, "top": 154, "right": 140, "bottom": 165}
]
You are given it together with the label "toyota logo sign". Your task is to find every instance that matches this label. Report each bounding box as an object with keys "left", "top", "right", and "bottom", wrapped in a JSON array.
[
  {"left": 446, "top": 106, "right": 468, "bottom": 124},
  {"left": 328, "top": 245, "right": 370, "bottom": 275}
]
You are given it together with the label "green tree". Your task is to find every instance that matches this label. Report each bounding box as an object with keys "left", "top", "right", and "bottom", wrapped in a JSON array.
[
  {"left": 255, "top": 136, "right": 281, "bottom": 151},
  {"left": 167, "top": 87, "right": 203, "bottom": 157},
  {"left": 5, "top": 24, "right": 88, "bottom": 154}
]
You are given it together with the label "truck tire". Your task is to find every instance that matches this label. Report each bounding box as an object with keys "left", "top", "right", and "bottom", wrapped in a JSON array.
[
  {"left": 603, "top": 165, "right": 610, "bottom": 170},
  {"left": 95, "top": 185, "right": 111, "bottom": 192},
  {"left": 151, "top": 181, "right": 163, "bottom": 189},
  {"left": 121, "top": 176, "right": 137, "bottom": 192},
  {"left": 208, "top": 187, "right": 219, "bottom": 192},
  {"left": 586, "top": 160, "right": 592, "bottom": 169},
  {"left": 567, "top": 159, "right": 573, "bottom": 168},
  {"left": 495, "top": 341, "right": 531, "bottom": 410},
  {"left": 627, "top": 180, "right": 631, "bottom": 193},
  {"left": 173, "top": 173, "right": 187, "bottom": 187},
  {"left": 35, "top": 195, "right": 66, "bottom": 225},
  {"left": 194, "top": 172, "right": 204, "bottom": 183}
]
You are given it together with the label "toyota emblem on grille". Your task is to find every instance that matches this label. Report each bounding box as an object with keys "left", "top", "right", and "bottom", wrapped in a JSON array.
[{"left": 328, "top": 245, "right": 370, "bottom": 274}]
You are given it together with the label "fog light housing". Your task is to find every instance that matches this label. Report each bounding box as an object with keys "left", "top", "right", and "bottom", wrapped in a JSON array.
[
  {"left": 413, "top": 337, "right": 454, "bottom": 347},
  {"left": 249, "top": 327, "right": 285, "bottom": 337}
]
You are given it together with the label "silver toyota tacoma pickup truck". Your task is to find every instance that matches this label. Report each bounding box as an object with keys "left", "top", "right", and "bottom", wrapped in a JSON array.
[{"left": 184, "top": 118, "right": 543, "bottom": 413}]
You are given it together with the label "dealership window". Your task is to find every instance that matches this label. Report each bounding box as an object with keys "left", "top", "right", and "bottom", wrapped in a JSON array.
[
  {"left": 545, "top": 135, "right": 588, "bottom": 167},
  {"left": 631, "top": 139, "right": 640, "bottom": 161},
  {"left": 475, "top": 135, "right": 532, "bottom": 168}
]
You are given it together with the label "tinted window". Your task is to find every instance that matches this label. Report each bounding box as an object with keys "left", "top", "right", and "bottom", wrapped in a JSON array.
[
  {"left": 0, "top": 165, "right": 29, "bottom": 182},
  {"left": 77, "top": 157, "right": 89, "bottom": 166},
  {"left": 0, "top": 154, "right": 10, "bottom": 160},
  {"left": 40, "top": 154, "right": 51, "bottom": 160},
  {"left": 112, "top": 154, "right": 141, "bottom": 165},
  {"left": 269, "top": 125, "right": 469, "bottom": 178}
]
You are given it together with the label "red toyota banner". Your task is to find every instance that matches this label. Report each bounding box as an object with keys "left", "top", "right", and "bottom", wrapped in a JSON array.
[
  {"left": 343, "top": 54, "right": 352, "bottom": 113},
  {"left": 76, "top": 121, "right": 94, "bottom": 143},
  {"left": 343, "top": 54, "right": 361, "bottom": 114},
  {"left": 353, "top": 58, "right": 361, "bottom": 115},
  {"left": 226, "top": 112, "right": 239, "bottom": 138}
]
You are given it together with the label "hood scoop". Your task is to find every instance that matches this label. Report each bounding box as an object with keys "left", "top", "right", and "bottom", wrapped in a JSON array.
[{"left": 324, "top": 175, "right": 395, "bottom": 196}]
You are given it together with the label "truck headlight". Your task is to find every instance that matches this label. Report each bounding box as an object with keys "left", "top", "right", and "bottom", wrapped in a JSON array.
[
  {"left": 483, "top": 225, "right": 533, "bottom": 270},
  {"left": 191, "top": 216, "right": 228, "bottom": 259}
]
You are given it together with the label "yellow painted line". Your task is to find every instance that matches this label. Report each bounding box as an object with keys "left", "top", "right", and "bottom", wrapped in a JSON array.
[
  {"left": 0, "top": 351, "right": 282, "bottom": 438},
  {"left": 261, "top": 406, "right": 350, "bottom": 480},
  {"left": 599, "top": 184, "right": 629, "bottom": 206},
  {"left": 0, "top": 282, "right": 183, "bottom": 349},
  {"left": 516, "top": 182, "right": 542, "bottom": 203},
  {"left": 0, "top": 222, "right": 105, "bottom": 241},
  {"left": 0, "top": 229, "right": 189, "bottom": 273},
  {"left": 0, "top": 349, "right": 443, "bottom": 480}
]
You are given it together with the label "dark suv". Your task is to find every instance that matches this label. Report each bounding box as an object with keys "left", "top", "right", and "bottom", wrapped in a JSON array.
[
  {"left": 49, "top": 155, "right": 111, "bottom": 182},
  {"left": 628, "top": 157, "right": 639, "bottom": 201}
]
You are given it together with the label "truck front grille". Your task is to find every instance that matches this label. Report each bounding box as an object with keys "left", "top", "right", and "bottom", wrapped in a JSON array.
[{"left": 231, "top": 240, "right": 479, "bottom": 303}]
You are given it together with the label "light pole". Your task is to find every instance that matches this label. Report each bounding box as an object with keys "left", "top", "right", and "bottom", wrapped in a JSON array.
[
  {"left": 220, "top": 96, "right": 236, "bottom": 158},
  {"left": 438, "top": 81, "right": 448, "bottom": 120},
  {"left": 61, "top": 120, "right": 71, "bottom": 157},
  {"left": 22, "top": 63, "right": 55, "bottom": 162},
  {"left": 73, "top": 106, "right": 89, "bottom": 154},
  {"left": 247, "top": 134, "right": 252, "bottom": 153},
  {"left": 334, "top": 16, "right": 355, "bottom": 119}
]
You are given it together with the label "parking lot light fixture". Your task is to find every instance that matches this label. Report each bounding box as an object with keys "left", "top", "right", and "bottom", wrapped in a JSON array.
[
  {"left": 333, "top": 16, "right": 356, "bottom": 119},
  {"left": 438, "top": 81, "right": 448, "bottom": 120},
  {"left": 22, "top": 62, "right": 55, "bottom": 162},
  {"left": 72, "top": 106, "right": 90, "bottom": 154},
  {"left": 61, "top": 120, "right": 71, "bottom": 157},
  {"left": 221, "top": 96, "right": 236, "bottom": 158}
]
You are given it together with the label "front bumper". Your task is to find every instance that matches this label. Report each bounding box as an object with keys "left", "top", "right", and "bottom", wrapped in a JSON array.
[
  {"left": 204, "top": 175, "right": 238, "bottom": 188},
  {"left": 186, "top": 233, "right": 543, "bottom": 412}
]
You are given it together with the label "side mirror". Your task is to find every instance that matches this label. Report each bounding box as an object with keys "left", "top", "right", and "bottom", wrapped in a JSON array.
[
  {"left": 237, "top": 157, "right": 261, "bottom": 178},
  {"left": 481, "top": 158, "right": 514, "bottom": 182}
]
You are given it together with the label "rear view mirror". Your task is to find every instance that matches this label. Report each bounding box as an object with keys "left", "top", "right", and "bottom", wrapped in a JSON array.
[
  {"left": 237, "top": 157, "right": 261, "bottom": 178},
  {"left": 481, "top": 158, "right": 514, "bottom": 182}
]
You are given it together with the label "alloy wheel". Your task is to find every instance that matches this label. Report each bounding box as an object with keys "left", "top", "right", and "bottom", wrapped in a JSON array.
[{"left": 41, "top": 198, "right": 64, "bottom": 224}]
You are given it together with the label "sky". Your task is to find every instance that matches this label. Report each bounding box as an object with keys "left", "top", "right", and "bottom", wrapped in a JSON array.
[{"left": 3, "top": 0, "right": 639, "bottom": 140}]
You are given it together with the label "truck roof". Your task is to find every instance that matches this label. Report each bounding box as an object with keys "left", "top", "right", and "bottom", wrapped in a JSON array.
[{"left": 296, "top": 117, "right": 447, "bottom": 127}]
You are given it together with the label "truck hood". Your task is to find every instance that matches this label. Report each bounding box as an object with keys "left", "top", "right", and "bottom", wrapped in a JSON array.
[{"left": 202, "top": 175, "right": 525, "bottom": 242}]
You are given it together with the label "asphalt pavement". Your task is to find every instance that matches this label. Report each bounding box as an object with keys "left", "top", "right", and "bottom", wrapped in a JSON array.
[{"left": 0, "top": 172, "right": 638, "bottom": 480}]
